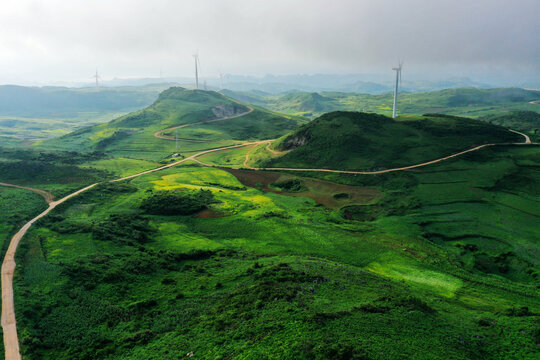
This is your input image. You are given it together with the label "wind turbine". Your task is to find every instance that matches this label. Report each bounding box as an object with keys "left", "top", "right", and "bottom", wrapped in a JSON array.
[
  {"left": 193, "top": 53, "right": 200, "bottom": 89},
  {"left": 92, "top": 67, "right": 101, "bottom": 87},
  {"left": 219, "top": 73, "right": 223, "bottom": 90},
  {"left": 392, "top": 62, "right": 403, "bottom": 118}
]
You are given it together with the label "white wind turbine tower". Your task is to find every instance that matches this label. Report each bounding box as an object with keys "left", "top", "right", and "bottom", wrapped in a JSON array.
[
  {"left": 219, "top": 73, "right": 224, "bottom": 90},
  {"left": 392, "top": 62, "right": 403, "bottom": 118},
  {"left": 193, "top": 53, "right": 200, "bottom": 89},
  {"left": 92, "top": 68, "right": 101, "bottom": 88}
]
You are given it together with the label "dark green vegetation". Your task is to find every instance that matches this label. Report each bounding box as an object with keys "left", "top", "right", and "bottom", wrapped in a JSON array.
[
  {"left": 0, "top": 147, "right": 110, "bottom": 198},
  {"left": 0, "top": 84, "right": 171, "bottom": 141},
  {"left": 140, "top": 190, "right": 217, "bottom": 215},
  {"left": 12, "top": 146, "right": 539, "bottom": 359},
  {"left": 270, "top": 179, "right": 307, "bottom": 192},
  {"left": 42, "top": 87, "right": 305, "bottom": 162},
  {"left": 225, "top": 87, "right": 540, "bottom": 120},
  {"left": 0, "top": 186, "right": 47, "bottom": 255},
  {"left": 482, "top": 111, "right": 540, "bottom": 138},
  {"left": 265, "top": 111, "right": 522, "bottom": 171},
  {"left": 2, "top": 86, "right": 539, "bottom": 359}
]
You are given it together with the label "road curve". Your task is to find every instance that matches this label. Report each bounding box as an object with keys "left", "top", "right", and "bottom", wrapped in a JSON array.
[
  {"left": 153, "top": 94, "right": 254, "bottom": 141},
  {"left": 1, "top": 114, "right": 535, "bottom": 359},
  {"left": 204, "top": 130, "right": 537, "bottom": 175},
  {"left": 0, "top": 183, "right": 54, "bottom": 204},
  {"left": 1, "top": 139, "right": 269, "bottom": 360},
  {"left": 1, "top": 183, "right": 97, "bottom": 360}
]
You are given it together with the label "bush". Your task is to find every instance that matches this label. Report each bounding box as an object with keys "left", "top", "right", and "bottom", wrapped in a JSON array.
[
  {"left": 140, "top": 189, "right": 217, "bottom": 216},
  {"left": 93, "top": 214, "right": 155, "bottom": 244},
  {"left": 271, "top": 179, "right": 307, "bottom": 192}
]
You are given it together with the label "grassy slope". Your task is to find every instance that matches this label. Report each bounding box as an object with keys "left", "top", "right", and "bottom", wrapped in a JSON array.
[
  {"left": 13, "top": 148, "right": 539, "bottom": 359},
  {"left": 0, "top": 147, "right": 112, "bottom": 198},
  {"left": 482, "top": 111, "right": 540, "bottom": 137},
  {"left": 41, "top": 88, "right": 305, "bottom": 162},
  {"left": 0, "top": 84, "right": 173, "bottom": 141},
  {"left": 226, "top": 87, "right": 540, "bottom": 120},
  {"left": 4, "top": 88, "right": 539, "bottom": 359},
  {"left": 0, "top": 186, "right": 49, "bottom": 356},
  {"left": 0, "top": 186, "right": 47, "bottom": 254},
  {"left": 265, "top": 111, "right": 523, "bottom": 171}
]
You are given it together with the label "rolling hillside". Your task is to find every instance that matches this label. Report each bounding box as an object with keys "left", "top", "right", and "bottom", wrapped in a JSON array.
[
  {"left": 41, "top": 87, "right": 305, "bottom": 161},
  {"left": 265, "top": 111, "right": 523, "bottom": 171},
  {"left": 482, "top": 111, "right": 540, "bottom": 138},
  {"left": 225, "top": 87, "right": 540, "bottom": 119},
  {"left": 0, "top": 84, "right": 173, "bottom": 141}
]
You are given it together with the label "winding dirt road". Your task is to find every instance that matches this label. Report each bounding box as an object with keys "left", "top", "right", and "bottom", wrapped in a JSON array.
[
  {"left": 1, "top": 183, "right": 97, "bottom": 360},
  {"left": 203, "top": 130, "right": 536, "bottom": 175},
  {"left": 0, "top": 183, "right": 53, "bottom": 204},
  {"left": 153, "top": 95, "right": 254, "bottom": 141},
  {"left": 0, "top": 140, "right": 269, "bottom": 360},
  {"left": 1, "top": 99, "right": 537, "bottom": 360}
]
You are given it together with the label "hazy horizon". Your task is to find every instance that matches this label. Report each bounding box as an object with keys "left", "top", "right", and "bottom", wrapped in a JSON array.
[{"left": 1, "top": 0, "right": 539, "bottom": 87}]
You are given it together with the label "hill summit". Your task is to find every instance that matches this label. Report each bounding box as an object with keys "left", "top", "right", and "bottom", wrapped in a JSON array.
[
  {"left": 266, "top": 111, "right": 522, "bottom": 171},
  {"left": 42, "top": 87, "right": 305, "bottom": 160}
]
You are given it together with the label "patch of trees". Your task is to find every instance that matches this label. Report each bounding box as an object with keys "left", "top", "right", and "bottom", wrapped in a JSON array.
[
  {"left": 0, "top": 160, "right": 107, "bottom": 185},
  {"left": 140, "top": 189, "right": 217, "bottom": 215},
  {"left": 93, "top": 214, "right": 155, "bottom": 245},
  {"left": 271, "top": 179, "right": 307, "bottom": 192}
]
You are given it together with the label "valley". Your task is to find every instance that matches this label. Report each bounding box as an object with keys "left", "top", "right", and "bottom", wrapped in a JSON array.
[{"left": 0, "top": 87, "right": 539, "bottom": 359}]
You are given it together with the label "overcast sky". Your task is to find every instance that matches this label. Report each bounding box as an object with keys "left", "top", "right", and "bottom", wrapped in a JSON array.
[{"left": 0, "top": 0, "right": 538, "bottom": 85}]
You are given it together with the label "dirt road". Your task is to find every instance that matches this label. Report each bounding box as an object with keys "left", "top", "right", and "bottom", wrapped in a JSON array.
[
  {"left": 238, "top": 130, "right": 536, "bottom": 175},
  {"left": 1, "top": 108, "right": 536, "bottom": 360},
  {"left": 1, "top": 183, "right": 97, "bottom": 360},
  {"left": 0, "top": 139, "right": 271, "bottom": 360},
  {"left": 153, "top": 99, "right": 254, "bottom": 141},
  {"left": 0, "top": 183, "right": 54, "bottom": 204}
]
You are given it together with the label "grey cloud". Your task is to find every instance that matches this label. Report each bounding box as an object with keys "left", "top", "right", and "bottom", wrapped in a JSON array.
[{"left": 0, "top": 0, "right": 538, "bottom": 84}]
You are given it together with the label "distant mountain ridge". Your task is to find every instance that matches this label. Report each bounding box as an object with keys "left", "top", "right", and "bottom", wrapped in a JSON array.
[{"left": 0, "top": 84, "right": 173, "bottom": 117}]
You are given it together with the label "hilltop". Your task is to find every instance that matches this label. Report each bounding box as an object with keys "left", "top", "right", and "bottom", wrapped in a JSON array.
[
  {"left": 0, "top": 84, "right": 174, "bottom": 141},
  {"left": 42, "top": 87, "right": 305, "bottom": 161},
  {"left": 265, "top": 111, "right": 523, "bottom": 171},
  {"left": 225, "top": 87, "right": 540, "bottom": 119},
  {"left": 482, "top": 111, "right": 540, "bottom": 137}
]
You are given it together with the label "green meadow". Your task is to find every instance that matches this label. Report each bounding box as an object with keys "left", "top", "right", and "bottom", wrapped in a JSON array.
[
  {"left": 12, "top": 147, "right": 540, "bottom": 359},
  {"left": 0, "top": 87, "right": 538, "bottom": 359}
]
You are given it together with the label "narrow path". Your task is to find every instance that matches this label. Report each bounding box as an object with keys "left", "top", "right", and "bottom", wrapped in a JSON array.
[
  {"left": 243, "top": 144, "right": 259, "bottom": 169},
  {"left": 0, "top": 183, "right": 53, "bottom": 204},
  {"left": 2, "top": 105, "right": 536, "bottom": 359},
  {"left": 1, "top": 139, "right": 269, "bottom": 360},
  {"left": 153, "top": 96, "right": 254, "bottom": 141},
  {"left": 509, "top": 129, "right": 531, "bottom": 144},
  {"left": 237, "top": 130, "right": 537, "bottom": 175},
  {"left": 1, "top": 183, "right": 96, "bottom": 360}
]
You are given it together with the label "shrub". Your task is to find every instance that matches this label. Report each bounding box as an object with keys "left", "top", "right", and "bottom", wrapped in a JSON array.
[
  {"left": 271, "top": 179, "right": 307, "bottom": 192},
  {"left": 140, "top": 190, "right": 217, "bottom": 216},
  {"left": 93, "top": 214, "right": 155, "bottom": 244}
]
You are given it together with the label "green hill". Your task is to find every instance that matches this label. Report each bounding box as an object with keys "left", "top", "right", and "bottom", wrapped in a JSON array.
[
  {"left": 42, "top": 87, "right": 305, "bottom": 161},
  {"left": 272, "top": 92, "right": 338, "bottom": 114},
  {"left": 0, "top": 84, "right": 173, "bottom": 141},
  {"left": 265, "top": 111, "right": 523, "bottom": 170},
  {"left": 482, "top": 111, "right": 540, "bottom": 136},
  {"left": 225, "top": 87, "right": 540, "bottom": 118}
]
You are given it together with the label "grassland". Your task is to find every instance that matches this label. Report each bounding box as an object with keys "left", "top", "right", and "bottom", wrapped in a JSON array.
[
  {"left": 40, "top": 87, "right": 305, "bottom": 162},
  {"left": 11, "top": 145, "right": 540, "bottom": 359},
  {"left": 262, "top": 112, "right": 523, "bottom": 171},
  {"left": 2, "top": 87, "right": 539, "bottom": 359},
  {"left": 0, "top": 147, "right": 111, "bottom": 198},
  {"left": 0, "top": 84, "right": 173, "bottom": 142},
  {"left": 225, "top": 87, "right": 540, "bottom": 128}
]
